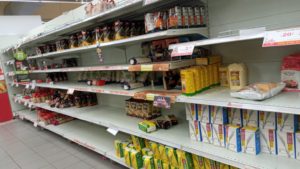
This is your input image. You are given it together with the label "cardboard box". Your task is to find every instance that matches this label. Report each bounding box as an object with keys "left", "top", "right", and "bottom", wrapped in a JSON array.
[
  {"left": 212, "top": 124, "right": 226, "bottom": 147},
  {"left": 277, "top": 113, "right": 298, "bottom": 132},
  {"left": 185, "top": 103, "right": 198, "bottom": 121},
  {"left": 189, "top": 121, "right": 201, "bottom": 142},
  {"left": 277, "top": 131, "right": 296, "bottom": 158},
  {"left": 241, "top": 127, "right": 260, "bottom": 155},
  {"left": 196, "top": 56, "right": 221, "bottom": 65},
  {"left": 228, "top": 108, "right": 243, "bottom": 126},
  {"left": 200, "top": 123, "right": 212, "bottom": 144},
  {"left": 242, "top": 109, "right": 259, "bottom": 127},
  {"left": 210, "top": 106, "right": 228, "bottom": 125},
  {"left": 259, "top": 111, "right": 277, "bottom": 129},
  {"left": 295, "top": 132, "right": 300, "bottom": 160},
  {"left": 197, "top": 104, "right": 210, "bottom": 123},
  {"left": 225, "top": 125, "right": 241, "bottom": 152},
  {"left": 260, "top": 128, "right": 277, "bottom": 155}
]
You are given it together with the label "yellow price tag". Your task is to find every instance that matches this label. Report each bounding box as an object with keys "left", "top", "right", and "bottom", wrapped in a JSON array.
[
  {"left": 146, "top": 93, "right": 156, "bottom": 101},
  {"left": 141, "top": 65, "right": 153, "bottom": 71}
]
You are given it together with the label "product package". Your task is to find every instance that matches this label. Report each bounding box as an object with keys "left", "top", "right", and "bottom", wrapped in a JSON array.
[
  {"left": 143, "top": 155, "right": 155, "bottom": 169},
  {"left": 189, "top": 121, "right": 201, "bottom": 142},
  {"left": 228, "top": 108, "right": 243, "bottom": 126},
  {"left": 158, "top": 144, "right": 168, "bottom": 163},
  {"left": 177, "top": 149, "right": 193, "bottom": 169},
  {"left": 192, "top": 154, "right": 205, "bottom": 169},
  {"left": 212, "top": 124, "right": 226, "bottom": 147},
  {"left": 259, "top": 111, "right": 277, "bottom": 129},
  {"left": 242, "top": 109, "right": 259, "bottom": 127},
  {"left": 228, "top": 63, "right": 248, "bottom": 91},
  {"left": 281, "top": 54, "right": 300, "bottom": 91},
  {"left": 210, "top": 106, "right": 228, "bottom": 125},
  {"left": 200, "top": 123, "right": 212, "bottom": 144},
  {"left": 130, "top": 149, "right": 143, "bottom": 169},
  {"left": 295, "top": 132, "right": 300, "bottom": 160},
  {"left": 131, "top": 135, "right": 145, "bottom": 151},
  {"left": 277, "top": 113, "right": 298, "bottom": 132},
  {"left": 225, "top": 125, "right": 241, "bottom": 152},
  {"left": 197, "top": 104, "right": 211, "bottom": 123},
  {"left": 154, "top": 159, "right": 163, "bottom": 169},
  {"left": 138, "top": 120, "right": 157, "bottom": 133},
  {"left": 277, "top": 131, "right": 296, "bottom": 158},
  {"left": 124, "top": 147, "right": 132, "bottom": 167},
  {"left": 165, "top": 146, "right": 179, "bottom": 168},
  {"left": 219, "top": 65, "right": 229, "bottom": 87},
  {"left": 168, "top": 6, "right": 183, "bottom": 29},
  {"left": 260, "top": 128, "right": 277, "bottom": 155},
  {"left": 230, "top": 82, "right": 285, "bottom": 101},
  {"left": 142, "top": 148, "right": 152, "bottom": 156},
  {"left": 149, "top": 141, "right": 160, "bottom": 159},
  {"left": 114, "top": 140, "right": 124, "bottom": 158},
  {"left": 241, "top": 127, "right": 260, "bottom": 155},
  {"left": 185, "top": 103, "right": 198, "bottom": 121}
]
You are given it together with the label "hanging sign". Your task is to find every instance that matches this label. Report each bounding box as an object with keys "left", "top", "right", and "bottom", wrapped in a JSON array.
[
  {"left": 171, "top": 44, "right": 195, "bottom": 57},
  {"left": 263, "top": 27, "right": 300, "bottom": 47}
]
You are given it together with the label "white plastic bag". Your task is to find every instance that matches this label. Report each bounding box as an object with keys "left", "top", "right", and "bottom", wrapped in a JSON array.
[{"left": 230, "top": 82, "right": 286, "bottom": 101}]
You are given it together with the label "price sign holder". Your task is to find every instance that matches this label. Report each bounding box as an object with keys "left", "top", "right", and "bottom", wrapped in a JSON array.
[
  {"left": 171, "top": 45, "right": 195, "bottom": 57},
  {"left": 67, "top": 88, "right": 75, "bottom": 95},
  {"left": 263, "top": 27, "right": 300, "bottom": 47}
]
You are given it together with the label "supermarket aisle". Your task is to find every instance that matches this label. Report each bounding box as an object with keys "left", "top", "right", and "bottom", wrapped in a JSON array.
[{"left": 0, "top": 120, "right": 126, "bottom": 169}]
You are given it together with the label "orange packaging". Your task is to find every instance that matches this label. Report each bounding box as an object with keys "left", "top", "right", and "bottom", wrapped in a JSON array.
[{"left": 168, "top": 6, "right": 183, "bottom": 29}]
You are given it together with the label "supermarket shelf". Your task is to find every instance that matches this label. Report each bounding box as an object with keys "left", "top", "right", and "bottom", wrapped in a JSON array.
[
  {"left": 30, "top": 65, "right": 129, "bottom": 73},
  {"left": 27, "top": 60, "right": 195, "bottom": 74},
  {"left": 177, "top": 87, "right": 300, "bottom": 114},
  {"left": 16, "top": 103, "right": 300, "bottom": 169},
  {"left": 16, "top": 82, "right": 181, "bottom": 100},
  {"left": 15, "top": 109, "right": 130, "bottom": 168},
  {"left": 169, "top": 32, "right": 263, "bottom": 50},
  {"left": 128, "top": 59, "right": 195, "bottom": 72},
  {"left": 27, "top": 28, "right": 208, "bottom": 60}
]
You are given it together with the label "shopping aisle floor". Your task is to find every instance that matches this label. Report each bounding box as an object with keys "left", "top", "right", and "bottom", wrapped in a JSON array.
[{"left": 0, "top": 120, "right": 126, "bottom": 169}]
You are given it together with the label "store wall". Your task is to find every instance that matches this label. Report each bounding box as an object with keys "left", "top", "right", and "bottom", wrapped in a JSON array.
[{"left": 208, "top": 0, "right": 300, "bottom": 37}]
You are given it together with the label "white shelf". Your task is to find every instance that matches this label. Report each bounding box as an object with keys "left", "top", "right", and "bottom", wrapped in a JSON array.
[
  {"left": 30, "top": 65, "right": 129, "bottom": 73},
  {"left": 15, "top": 109, "right": 130, "bottom": 168},
  {"left": 27, "top": 28, "right": 208, "bottom": 60},
  {"left": 177, "top": 87, "right": 300, "bottom": 114},
  {"left": 16, "top": 104, "right": 300, "bottom": 169},
  {"left": 169, "top": 32, "right": 263, "bottom": 50}
]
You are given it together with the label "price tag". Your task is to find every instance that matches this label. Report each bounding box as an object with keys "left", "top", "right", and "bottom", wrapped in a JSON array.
[
  {"left": 143, "top": 0, "right": 159, "bottom": 5},
  {"left": 33, "top": 122, "right": 38, "bottom": 127},
  {"left": 24, "top": 102, "right": 29, "bottom": 106},
  {"left": 25, "top": 84, "right": 30, "bottom": 89},
  {"left": 171, "top": 45, "right": 195, "bottom": 57},
  {"left": 67, "top": 88, "right": 75, "bottom": 95},
  {"left": 263, "top": 27, "right": 300, "bottom": 47},
  {"left": 15, "top": 83, "right": 19, "bottom": 87},
  {"left": 107, "top": 127, "right": 119, "bottom": 136},
  {"left": 146, "top": 93, "right": 156, "bottom": 101},
  {"left": 153, "top": 96, "right": 171, "bottom": 109},
  {"left": 28, "top": 103, "right": 33, "bottom": 108},
  {"left": 141, "top": 65, "right": 153, "bottom": 71},
  {"left": 20, "top": 115, "right": 24, "bottom": 120}
]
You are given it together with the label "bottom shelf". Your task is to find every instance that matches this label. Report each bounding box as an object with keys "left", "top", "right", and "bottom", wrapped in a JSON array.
[{"left": 15, "top": 110, "right": 131, "bottom": 168}]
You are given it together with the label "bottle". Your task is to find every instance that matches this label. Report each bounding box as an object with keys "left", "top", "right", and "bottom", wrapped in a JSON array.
[{"left": 228, "top": 63, "right": 248, "bottom": 91}]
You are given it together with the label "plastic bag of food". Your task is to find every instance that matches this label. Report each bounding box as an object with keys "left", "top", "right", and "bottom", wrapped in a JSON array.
[{"left": 230, "top": 82, "right": 285, "bottom": 101}]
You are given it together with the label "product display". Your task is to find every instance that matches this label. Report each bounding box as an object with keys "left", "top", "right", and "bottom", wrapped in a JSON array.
[
  {"left": 115, "top": 135, "right": 235, "bottom": 169},
  {"left": 125, "top": 98, "right": 161, "bottom": 120},
  {"left": 281, "top": 54, "right": 300, "bottom": 91},
  {"left": 228, "top": 63, "right": 248, "bottom": 91},
  {"left": 37, "top": 108, "right": 74, "bottom": 125}
]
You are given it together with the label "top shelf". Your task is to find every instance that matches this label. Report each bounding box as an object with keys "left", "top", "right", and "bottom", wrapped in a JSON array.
[
  {"left": 177, "top": 87, "right": 300, "bottom": 114},
  {"left": 27, "top": 28, "right": 208, "bottom": 60},
  {"left": 3, "top": 0, "right": 205, "bottom": 52}
]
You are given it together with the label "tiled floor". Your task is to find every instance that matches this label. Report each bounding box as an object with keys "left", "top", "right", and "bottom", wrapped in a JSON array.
[{"left": 0, "top": 120, "right": 126, "bottom": 169}]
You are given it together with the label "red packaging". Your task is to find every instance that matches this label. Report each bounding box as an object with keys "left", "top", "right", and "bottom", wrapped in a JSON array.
[{"left": 281, "top": 54, "right": 300, "bottom": 91}]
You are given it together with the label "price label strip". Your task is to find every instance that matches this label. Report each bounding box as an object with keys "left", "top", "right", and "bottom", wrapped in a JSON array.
[
  {"left": 263, "top": 27, "right": 300, "bottom": 47},
  {"left": 171, "top": 45, "right": 195, "bottom": 57}
]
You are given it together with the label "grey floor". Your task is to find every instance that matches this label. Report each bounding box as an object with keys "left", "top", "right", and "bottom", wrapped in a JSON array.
[{"left": 0, "top": 120, "right": 126, "bottom": 169}]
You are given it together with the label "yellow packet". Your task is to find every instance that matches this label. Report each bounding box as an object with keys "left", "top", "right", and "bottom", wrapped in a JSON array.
[
  {"left": 124, "top": 147, "right": 132, "bottom": 167},
  {"left": 165, "top": 146, "right": 179, "bottom": 168},
  {"left": 220, "top": 163, "right": 230, "bottom": 169},
  {"left": 114, "top": 140, "right": 122, "bottom": 158},
  {"left": 130, "top": 149, "right": 143, "bottom": 169},
  {"left": 142, "top": 148, "right": 152, "bottom": 156},
  {"left": 159, "top": 144, "right": 169, "bottom": 163},
  {"left": 177, "top": 149, "right": 193, "bottom": 169},
  {"left": 149, "top": 141, "right": 160, "bottom": 159},
  {"left": 131, "top": 135, "right": 146, "bottom": 151},
  {"left": 192, "top": 154, "right": 205, "bottom": 169},
  {"left": 143, "top": 155, "right": 155, "bottom": 169},
  {"left": 154, "top": 159, "right": 163, "bottom": 169},
  {"left": 181, "top": 69, "right": 196, "bottom": 95}
]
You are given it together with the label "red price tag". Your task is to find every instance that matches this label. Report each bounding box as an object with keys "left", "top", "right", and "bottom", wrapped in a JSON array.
[{"left": 263, "top": 27, "right": 300, "bottom": 47}]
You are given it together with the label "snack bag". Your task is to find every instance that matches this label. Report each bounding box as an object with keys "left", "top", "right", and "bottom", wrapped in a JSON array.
[
  {"left": 124, "top": 147, "right": 132, "bottom": 167},
  {"left": 143, "top": 155, "right": 155, "bottom": 169},
  {"left": 130, "top": 149, "right": 143, "bottom": 169},
  {"left": 131, "top": 135, "right": 146, "bottom": 151},
  {"left": 192, "top": 154, "right": 205, "bottom": 169},
  {"left": 165, "top": 146, "right": 179, "bottom": 168},
  {"left": 177, "top": 149, "right": 193, "bottom": 169},
  {"left": 114, "top": 140, "right": 123, "bottom": 158},
  {"left": 154, "top": 159, "right": 163, "bottom": 169},
  {"left": 159, "top": 144, "right": 169, "bottom": 163},
  {"left": 149, "top": 141, "right": 160, "bottom": 159}
]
